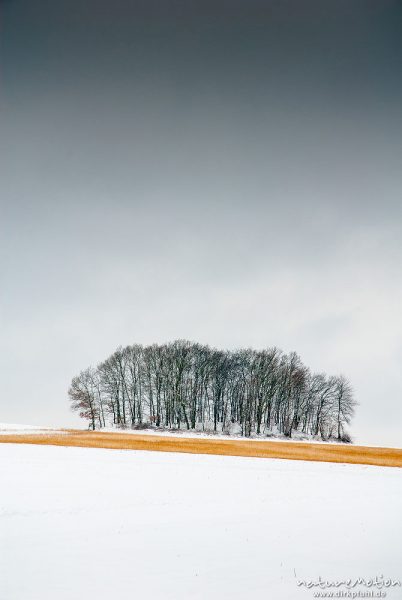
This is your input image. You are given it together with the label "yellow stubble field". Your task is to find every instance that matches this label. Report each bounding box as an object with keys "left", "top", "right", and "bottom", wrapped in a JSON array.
[{"left": 1, "top": 430, "right": 401, "bottom": 467}]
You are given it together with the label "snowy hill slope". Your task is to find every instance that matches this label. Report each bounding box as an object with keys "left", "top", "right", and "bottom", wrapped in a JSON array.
[
  {"left": 0, "top": 443, "right": 401, "bottom": 600},
  {"left": 0, "top": 423, "right": 53, "bottom": 434}
]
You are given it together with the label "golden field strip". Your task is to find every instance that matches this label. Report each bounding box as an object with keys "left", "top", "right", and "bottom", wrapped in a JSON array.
[{"left": 0, "top": 430, "right": 401, "bottom": 467}]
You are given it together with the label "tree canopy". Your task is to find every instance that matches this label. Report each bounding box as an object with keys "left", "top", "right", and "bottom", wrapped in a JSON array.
[{"left": 69, "top": 340, "right": 356, "bottom": 441}]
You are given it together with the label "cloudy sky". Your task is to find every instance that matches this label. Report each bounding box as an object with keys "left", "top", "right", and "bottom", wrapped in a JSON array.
[{"left": 1, "top": 0, "right": 401, "bottom": 445}]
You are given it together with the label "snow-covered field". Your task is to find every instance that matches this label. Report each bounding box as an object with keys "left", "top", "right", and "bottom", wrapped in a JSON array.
[
  {"left": 0, "top": 421, "right": 350, "bottom": 444},
  {"left": 0, "top": 423, "right": 64, "bottom": 435},
  {"left": 0, "top": 443, "right": 401, "bottom": 600},
  {"left": 98, "top": 425, "right": 347, "bottom": 444}
]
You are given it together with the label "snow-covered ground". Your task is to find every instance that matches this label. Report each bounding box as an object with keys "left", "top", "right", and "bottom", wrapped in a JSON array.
[
  {"left": 0, "top": 423, "right": 48, "bottom": 432},
  {"left": 0, "top": 443, "right": 401, "bottom": 600},
  {"left": 0, "top": 421, "right": 348, "bottom": 443},
  {"left": 98, "top": 425, "right": 350, "bottom": 444},
  {"left": 0, "top": 423, "right": 62, "bottom": 435}
]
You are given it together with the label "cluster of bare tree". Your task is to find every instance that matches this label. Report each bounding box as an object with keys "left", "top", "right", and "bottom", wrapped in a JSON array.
[{"left": 69, "top": 340, "right": 356, "bottom": 441}]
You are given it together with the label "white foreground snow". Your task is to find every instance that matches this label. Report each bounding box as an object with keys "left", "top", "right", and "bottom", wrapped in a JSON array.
[{"left": 0, "top": 444, "right": 401, "bottom": 600}]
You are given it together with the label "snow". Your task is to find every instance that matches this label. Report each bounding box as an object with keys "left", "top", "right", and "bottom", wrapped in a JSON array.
[
  {"left": 0, "top": 421, "right": 350, "bottom": 444},
  {"left": 0, "top": 423, "right": 57, "bottom": 435},
  {"left": 0, "top": 443, "right": 401, "bottom": 600},
  {"left": 0, "top": 422, "right": 48, "bottom": 431},
  {"left": 93, "top": 426, "right": 350, "bottom": 445}
]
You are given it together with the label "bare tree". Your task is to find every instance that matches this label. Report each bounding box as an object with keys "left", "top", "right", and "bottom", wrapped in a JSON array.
[
  {"left": 69, "top": 367, "right": 99, "bottom": 430},
  {"left": 333, "top": 375, "right": 356, "bottom": 441},
  {"left": 68, "top": 340, "right": 356, "bottom": 441}
]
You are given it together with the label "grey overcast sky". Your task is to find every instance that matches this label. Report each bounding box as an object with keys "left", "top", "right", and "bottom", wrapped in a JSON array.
[{"left": 1, "top": 0, "right": 402, "bottom": 445}]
